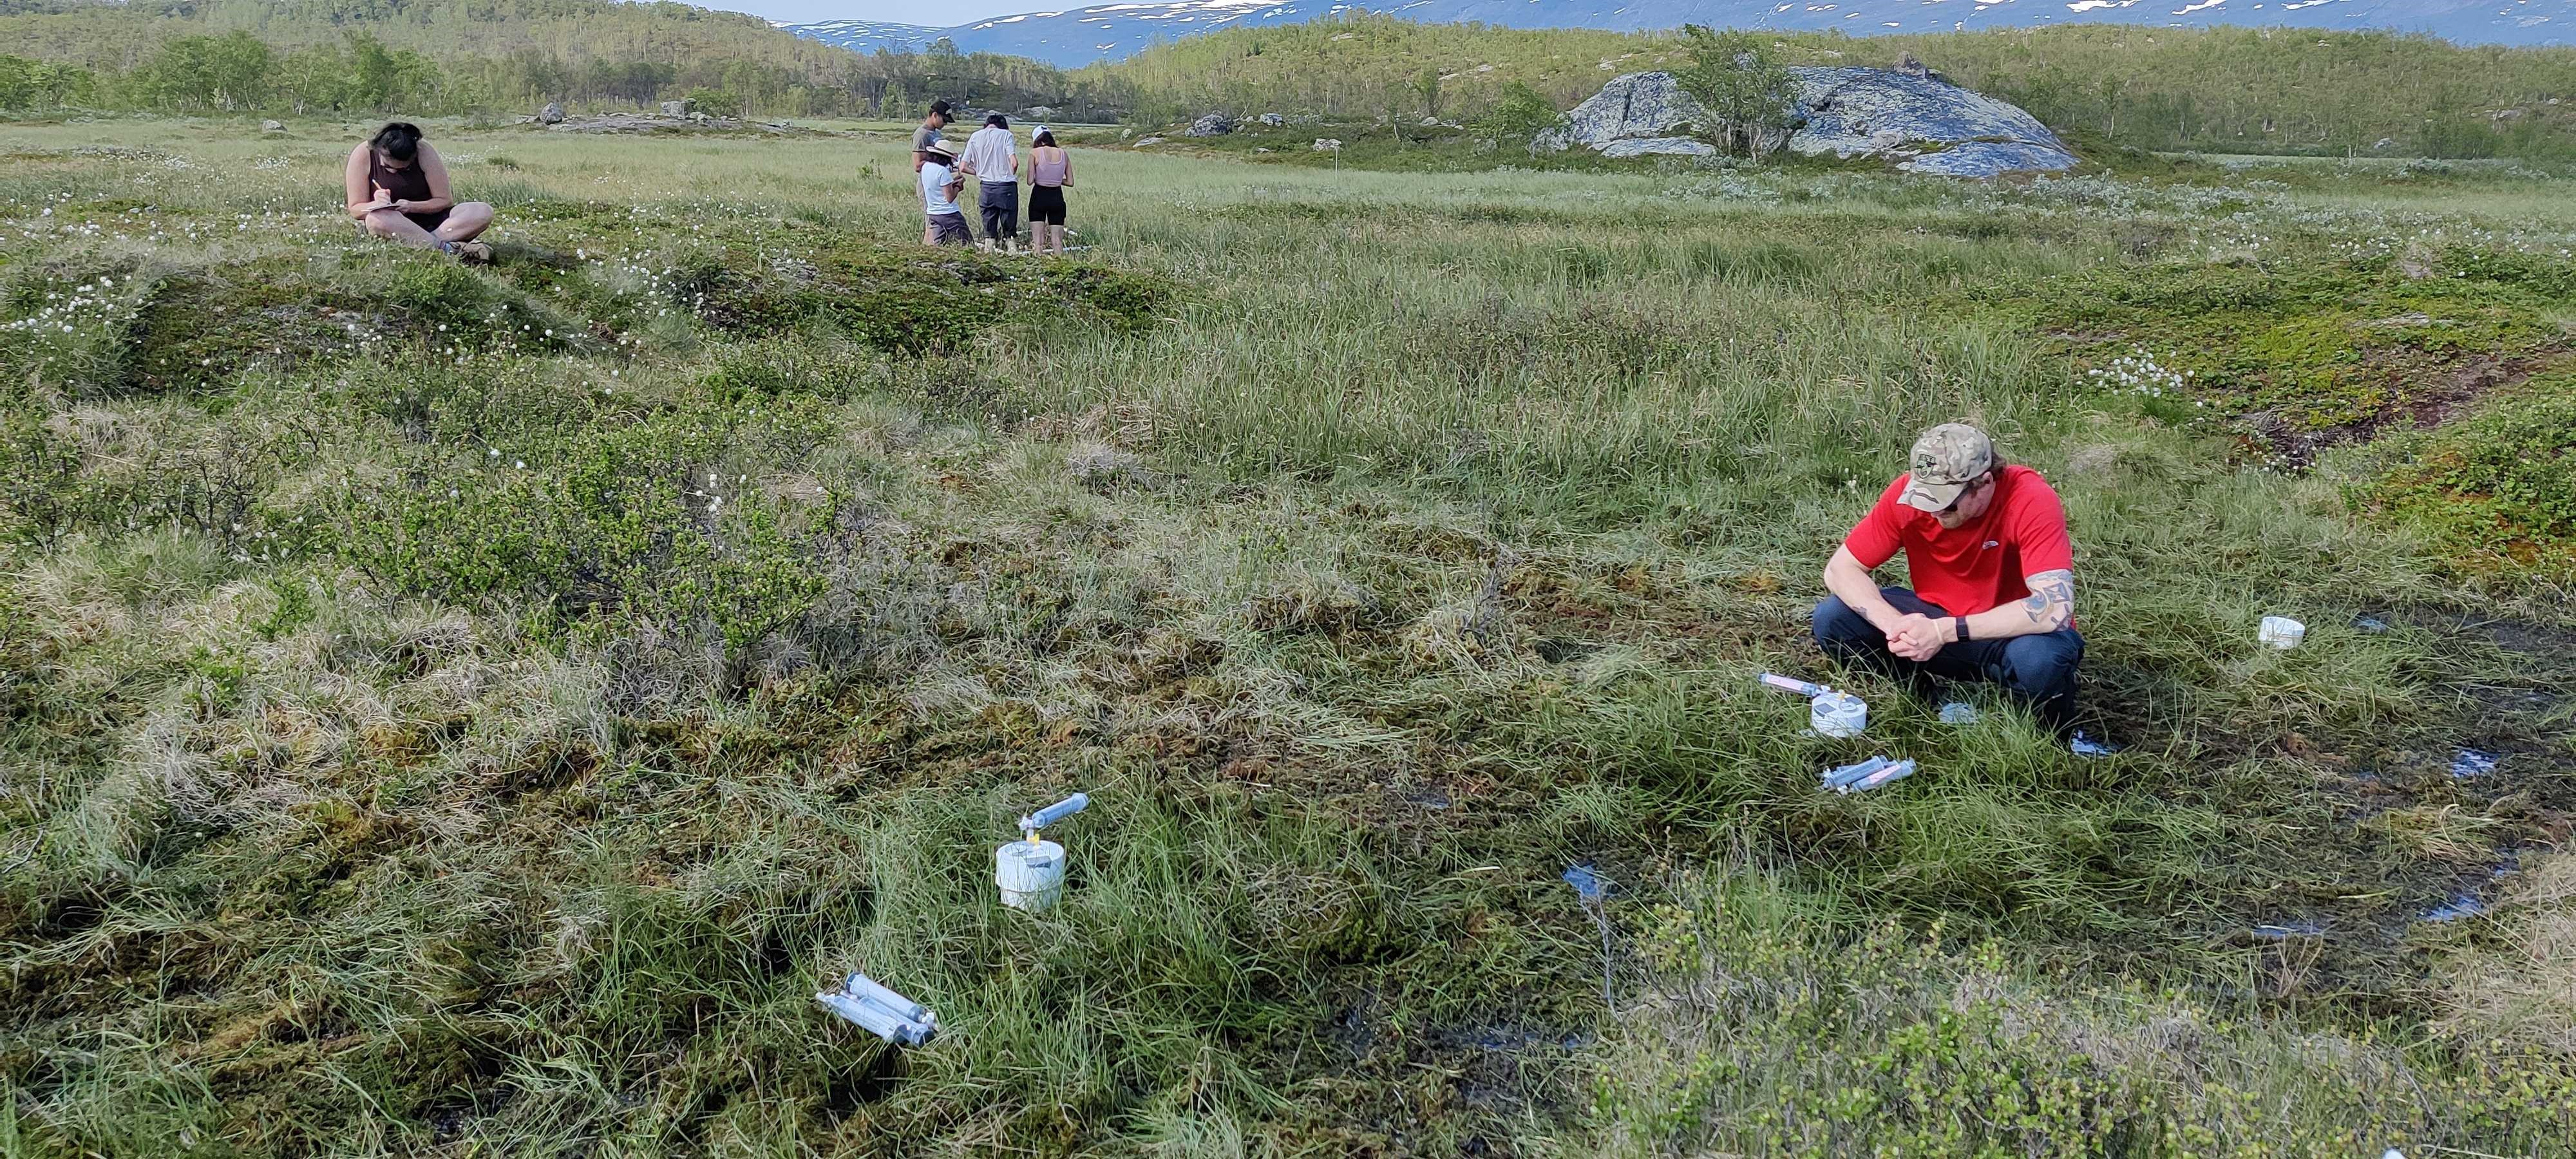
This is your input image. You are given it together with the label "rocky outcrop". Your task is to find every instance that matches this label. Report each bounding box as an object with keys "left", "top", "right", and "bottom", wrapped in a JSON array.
[
  {"left": 1186, "top": 113, "right": 1233, "bottom": 137},
  {"left": 1531, "top": 71, "right": 1715, "bottom": 154},
  {"left": 1535, "top": 67, "right": 2078, "bottom": 178},
  {"left": 1786, "top": 67, "right": 2076, "bottom": 174},
  {"left": 659, "top": 99, "right": 688, "bottom": 117},
  {"left": 538, "top": 102, "right": 565, "bottom": 124}
]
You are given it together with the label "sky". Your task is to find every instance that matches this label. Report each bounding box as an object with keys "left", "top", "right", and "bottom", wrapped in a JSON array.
[{"left": 703, "top": 0, "right": 1022, "bottom": 25}]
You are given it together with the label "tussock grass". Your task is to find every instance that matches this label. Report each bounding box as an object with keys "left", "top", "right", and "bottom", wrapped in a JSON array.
[{"left": 0, "top": 120, "right": 2572, "bottom": 1154}]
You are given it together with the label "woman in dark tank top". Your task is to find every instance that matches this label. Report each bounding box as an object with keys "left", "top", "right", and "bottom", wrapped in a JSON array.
[{"left": 345, "top": 121, "right": 496, "bottom": 261}]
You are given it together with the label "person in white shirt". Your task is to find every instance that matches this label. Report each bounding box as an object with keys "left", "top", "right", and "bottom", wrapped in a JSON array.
[
  {"left": 956, "top": 113, "right": 1022, "bottom": 250},
  {"left": 919, "top": 140, "right": 970, "bottom": 247}
]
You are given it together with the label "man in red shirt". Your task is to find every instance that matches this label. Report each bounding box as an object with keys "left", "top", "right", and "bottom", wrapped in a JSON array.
[{"left": 1814, "top": 423, "right": 2086, "bottom": 735}]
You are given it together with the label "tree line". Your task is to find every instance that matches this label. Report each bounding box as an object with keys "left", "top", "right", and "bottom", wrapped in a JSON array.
[{"left": 0, "top": 0, "right": 1136, "bottom": 119}]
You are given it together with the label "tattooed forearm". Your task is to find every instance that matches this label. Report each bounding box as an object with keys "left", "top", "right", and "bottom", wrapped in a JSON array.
[{"left": 2020, "top": 569, "right": 2075, "bottom": 630}]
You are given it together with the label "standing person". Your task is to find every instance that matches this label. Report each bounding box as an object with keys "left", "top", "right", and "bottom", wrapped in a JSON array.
[
  {"left": 956, "top": 112, "right": 1021, "bottom": 251},
  {"left": 912, "top": 100, "right": 952, "bottom": 173},
  {"left": 345, "top": 122, "right": 493, "bottom": 262},
  {"left": 1025, "top": 128, "right": 1073, "bottom": 255},
  {"left": 1812, "top": 423, "right": 2097, "bottom": 745},
  {"left": 919, "top": 140, "right": 972, "bottom": 247}
]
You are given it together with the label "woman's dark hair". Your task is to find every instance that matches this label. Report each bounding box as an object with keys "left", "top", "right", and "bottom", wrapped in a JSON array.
[
  {"left": 1033, "top": 130, "right": 1057, "bottom": 149},
  {"left": 370, "top": 122, "right": 423, "bottom": 162}
]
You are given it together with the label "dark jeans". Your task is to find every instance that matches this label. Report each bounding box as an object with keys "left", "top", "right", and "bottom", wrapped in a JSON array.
[
  {"left": 1812, "top": 587, "right": 2085, "bottom": 733},
  {"left": 978, "top": 180, "right": 1018, "bottom": 242}
]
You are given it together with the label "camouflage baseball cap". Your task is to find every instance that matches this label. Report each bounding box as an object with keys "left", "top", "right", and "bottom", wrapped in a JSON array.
[{"left": 1898, "top": 423, "right": 1995, "bottom": 512}]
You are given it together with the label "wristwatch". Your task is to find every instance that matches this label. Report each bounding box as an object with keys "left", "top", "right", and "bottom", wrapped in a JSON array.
[{"left": 1953, "top": 616, "right": 1971, "bottom": 643}]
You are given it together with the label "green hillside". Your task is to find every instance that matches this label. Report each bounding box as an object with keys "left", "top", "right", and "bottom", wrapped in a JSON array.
[
  {"left": 1088, "top": 15, "right": 2576, "bottom": 160},
  {"left": 0, "top": 0, "right": 1124, "bottom": 118}
]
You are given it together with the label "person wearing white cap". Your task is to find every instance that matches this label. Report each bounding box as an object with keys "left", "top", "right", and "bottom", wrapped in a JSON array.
[
  {"left": 1812, "top": 422, "right": 2090, "bottom": 740},
  {"left": 918, "top": 138, "right": 971, "bottom": 247}
]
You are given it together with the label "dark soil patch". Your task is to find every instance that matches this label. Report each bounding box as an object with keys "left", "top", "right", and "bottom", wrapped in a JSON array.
[
  {"left": 820, "top": 1046, "right": 907, "bottom": 1119},
  {"left": 2237, "top": 350, "right": 2556, "bottom": 469}
]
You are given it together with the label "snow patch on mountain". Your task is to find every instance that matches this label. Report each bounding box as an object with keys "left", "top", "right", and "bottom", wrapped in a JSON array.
[{"left": 784, "top": 0, "right": 2572, "bottom": 68}]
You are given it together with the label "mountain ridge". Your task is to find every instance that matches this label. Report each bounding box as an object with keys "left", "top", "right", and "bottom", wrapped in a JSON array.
[{"left": 784, "top": 0, "right": 2575, "bottom": 67}]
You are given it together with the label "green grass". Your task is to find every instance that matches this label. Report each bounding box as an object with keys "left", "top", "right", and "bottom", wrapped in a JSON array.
[{"left": 1, "top": 116, "right": 2573, "bottom": 1155}]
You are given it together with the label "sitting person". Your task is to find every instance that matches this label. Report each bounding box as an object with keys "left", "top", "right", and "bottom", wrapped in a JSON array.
[
  {"left": 1813, "top": 423, "right": 2090, "bottom": 740},
  {"left": 345, "top": 122, "right": 493, "bottom": 262},
  {"left": 920, "top": 140, "right": 971, "bottom": 247}
]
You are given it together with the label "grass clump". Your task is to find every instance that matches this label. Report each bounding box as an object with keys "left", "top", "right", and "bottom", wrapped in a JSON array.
[
  {"left": 1589, "top": 871, "right": 2576, "bottom": 1156},
  {"left": 2352, "top": 372, "right": 2576, "bottom": 578}
]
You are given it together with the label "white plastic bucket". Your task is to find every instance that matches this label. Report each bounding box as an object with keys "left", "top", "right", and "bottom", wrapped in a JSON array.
[
  {"left": 1812, "top": 691, "right": 1868, "bottom": 738},
  {"left": 2259, "top": 616, "right": 2306, "bottom": 650},
  {"left": 996, "top": 838, "right": 1067, "bottom": 912}
]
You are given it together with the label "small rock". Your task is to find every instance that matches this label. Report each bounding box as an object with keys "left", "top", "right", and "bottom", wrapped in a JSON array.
[
  {"left": 538, "top": 102, "right": 565, "bottom": 124},
  {"left": 1312, "top": 138, "right": 1341, "bottom": 152},
  {"left": 1251, "top": 147, "right": 1271, "bottom": 154},
  {"left": 2451, "top": 749, "right": 2500, "bottom": 780},
  {"left": 1186, "top": 112, "right": 1234, "bottom": 137},
  {"left": 260, "top": 119, "right": 284, "bottom": 132},
  {"left": 1258, "top": 112, "right": 1284, "bottom": 126},
  {"left": 1132, "top": 135, "right": 1165, "bottom": 147},
  {"left": 2373, "top": 137, "right": 2396, "bottom": 151}
]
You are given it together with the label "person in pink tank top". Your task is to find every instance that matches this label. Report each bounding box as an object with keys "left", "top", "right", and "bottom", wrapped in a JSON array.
[{"left": 1023, "top": 130, "right": 1074, "bottom": 256}]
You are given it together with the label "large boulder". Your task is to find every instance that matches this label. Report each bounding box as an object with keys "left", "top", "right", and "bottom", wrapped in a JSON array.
[
  {"left": 538, "top": 102, "right": 565, "bottom": 124},
  {"left": 659, "top": 99, "right": 688, "bottom": 117},
  {"left": 1535, "top": 68, "right": 2078, "bottom": 178},
  {"left": 1531, "top": 71, "right": 1710, "bottom": 153},
  {"left": 1186, "top": 112, "right": 1234, "bottom": 137},
  {"left": 1785, "top": 67, "right": 2076, "bottom": 175}
]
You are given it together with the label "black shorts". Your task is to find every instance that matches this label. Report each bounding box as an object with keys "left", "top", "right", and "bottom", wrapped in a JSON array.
[
  {"left": 403, "top": 209, "right": 450, "bottom": 234},
  {"left": 1028, "top": 184, "right": 1066, "bottom": 226}
]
